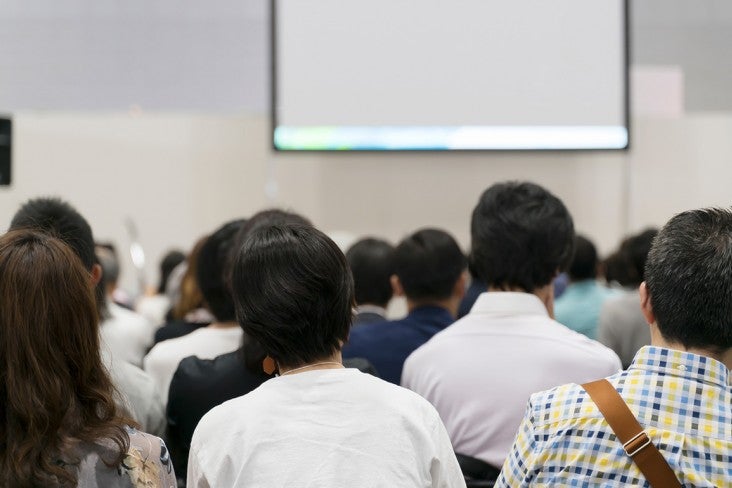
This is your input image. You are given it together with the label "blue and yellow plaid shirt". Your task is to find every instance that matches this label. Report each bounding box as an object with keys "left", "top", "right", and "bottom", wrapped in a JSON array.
[{"left": 496, "top": 346, "right": 731, "bottom": 487}]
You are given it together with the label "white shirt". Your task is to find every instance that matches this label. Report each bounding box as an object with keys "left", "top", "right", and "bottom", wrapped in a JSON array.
[
  {"left": 143, "top": 326, "right": 243, "bottom": 405},
  {"left": 188, "top": 368, "right": 466, "bottom": 488},
  {"left": 100, "top": 302, "right": 154, "bottom": 368},
  {"left": 101, "top": 349, "right": 166, "bottom": 437},
  {"left": 402, "top": 292, "right": 622, "bottom": 469}
]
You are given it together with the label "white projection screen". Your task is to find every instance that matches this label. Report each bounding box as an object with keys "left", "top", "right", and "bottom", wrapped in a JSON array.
[{"left": 273, "top": 0, "right": 629, "bottom": 151}]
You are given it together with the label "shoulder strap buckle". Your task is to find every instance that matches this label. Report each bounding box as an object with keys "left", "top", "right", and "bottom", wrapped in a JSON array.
[{"left": 623, "top": 430, "right": 651, "bottom": 457}]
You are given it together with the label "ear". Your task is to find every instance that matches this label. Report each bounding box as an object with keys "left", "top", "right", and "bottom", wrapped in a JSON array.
[
  {"left": 390, "top": 274, "right": 405, "bottom": 297},
  {"left": 91, "top": 263, "right": 103, "bottom": 286},
  {"left": 639, "top": 282, "right": 655, "bottom": 325},
  {"left": 454, "top": 270, "right": 468, "bottom": 299}
]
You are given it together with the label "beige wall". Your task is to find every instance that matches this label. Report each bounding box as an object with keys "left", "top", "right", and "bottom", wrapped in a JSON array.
[{"left": 1, "top": 112, "right": 729, "bottom": 293}]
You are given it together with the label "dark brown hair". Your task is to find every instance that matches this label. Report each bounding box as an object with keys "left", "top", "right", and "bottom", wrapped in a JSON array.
[{"left": 0, "top": 230, "right": 131, "bottom": 486}]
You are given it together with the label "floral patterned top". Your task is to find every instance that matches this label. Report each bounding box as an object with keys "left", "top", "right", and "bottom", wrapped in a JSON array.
[{"left": 74, "top": 427, "right": 176, "bottom": 487}]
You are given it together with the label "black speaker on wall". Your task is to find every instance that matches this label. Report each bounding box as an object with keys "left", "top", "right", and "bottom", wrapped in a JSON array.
[{"left": 0, "top": 118, "right": 10, "bottom": 186}]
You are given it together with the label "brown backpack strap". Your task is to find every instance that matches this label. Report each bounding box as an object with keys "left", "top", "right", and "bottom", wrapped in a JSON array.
[{"left": 582, "top": 379, "right": 682, "bottom": 488}]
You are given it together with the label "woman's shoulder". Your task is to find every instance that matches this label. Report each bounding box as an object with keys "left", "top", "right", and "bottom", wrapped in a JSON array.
[
  {"left": 122, "top": 428, "right": 176, "bottom": 487},
  {"left": 76, "top": 428, "right": 176, "bottom": 488}
]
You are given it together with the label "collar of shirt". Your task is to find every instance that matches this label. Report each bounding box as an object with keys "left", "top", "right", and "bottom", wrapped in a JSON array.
[
  {"left": 405, "top": 305, "right": 454, "bottom": 327},
  {"left": 355, "top": 304, "right": 387, "bottom": 317},
  {"left": 470, "top": 291, "right": 549, "bottom": 318},
  {"left": 629, "top": 345, "right": 730, "bottom": 388}
]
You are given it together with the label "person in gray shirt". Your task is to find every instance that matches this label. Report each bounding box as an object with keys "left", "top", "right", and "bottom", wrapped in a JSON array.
[{"left": 598, "top": 228, "right": 658, "bottom": 368}]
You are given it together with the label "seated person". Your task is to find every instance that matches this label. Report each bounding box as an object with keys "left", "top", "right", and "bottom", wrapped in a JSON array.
[
  {"left": 498, "top": 208, "right": 732, "bottom": 486},
  {"left": 343, "top": 228, "right": 467, "bottom": 385},
  {"left": 0, "top": 229, "right": 175, "bottom": 486},
  {"left": 402, "top": 182, "right": 621, "bottom": 475},
  {"left": 554, "top": 234, "right": 619, "bottom": 339},
  {"left": 598, "top": 228, "right": 658, "bottom": 367},
  {"left": 136, "top": 249, "right": 186, "bottom": 326},
  {"left": 345, "top": 237, "right": 395, "bottom": 327},
  {"left": 153, "top": 235, "right": 213, "bottom": 345},
  {"left": 144, "top": 220, "right": 246, "bottom": 405},
  {"left": 188, "top": 222, "right": 465, "bottom": 487},
  {"left": 97, "top": 245, "right": 154, "bottom": 367}
]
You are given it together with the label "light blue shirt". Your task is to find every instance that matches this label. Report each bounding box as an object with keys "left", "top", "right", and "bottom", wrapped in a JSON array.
[{"left": 554, "top": 280, "right": 619, "bottom": 339}]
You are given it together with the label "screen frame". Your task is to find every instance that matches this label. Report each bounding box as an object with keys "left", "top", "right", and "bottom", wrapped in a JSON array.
[{"left": 270, "top": 0, "right": 630, "bottom": 153}]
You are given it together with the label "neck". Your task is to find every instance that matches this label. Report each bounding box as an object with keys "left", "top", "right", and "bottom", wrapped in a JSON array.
[
  {"left": 406, "top": 298, "right": 458, "bottom": 318},
  {"left": 207, "top": 320, "right": 238, "bottom": 329},
  {"left": 487, "top": 284, "right": 555, "bottom": 318},
  {"left": 650, "top": 325, "right": 732, "bottom": 369},
  {"left": 278, "top": 351, "right": 344, "bottom": 376}
]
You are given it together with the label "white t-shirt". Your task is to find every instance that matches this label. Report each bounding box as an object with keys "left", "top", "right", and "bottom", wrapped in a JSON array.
[
  {"left": 402, "top": 292, "right": 622, "bottom": 469},
  {"left": 188, "top": 368, "right": 466, "bottom": 488},
  {"left": 100, "top": 302, "right": 154, "bottom": 368},
  {"left": 143, "top": 326, "right": 243, "bottom": 405}
]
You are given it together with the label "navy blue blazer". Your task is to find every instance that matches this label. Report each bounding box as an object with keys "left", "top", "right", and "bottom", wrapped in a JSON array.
[{"left": 343, "top": 305, "right": 454, "bottom": 385}]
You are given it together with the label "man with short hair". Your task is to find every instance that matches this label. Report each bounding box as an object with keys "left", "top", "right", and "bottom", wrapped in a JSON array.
[
  {"left": 402, "top": 182, "right": 621, "bottom": 475},
  {"left": 10, "top": 197, "right": 165, "bottom": 435},
  {"left": 554, "top": 234, "right": 619, "bottom": 339},
  {"left": 498, "top": 208, "right": 732, "bottom": 486},
  {"left": 345, "top": 237, "right": 395, "bottom": 327},
  {"left": 343, "top": 228, "right": 467, "bottom": 385}
]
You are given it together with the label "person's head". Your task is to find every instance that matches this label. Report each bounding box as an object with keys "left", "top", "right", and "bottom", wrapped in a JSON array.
[
  {"left": 196, "top": 219, "right": 248, "bottom": 322},
  {"left": 232, "top": 223, "right": 353, "bottom": 369},
  {"left": 568, "top": 235, "right": 598, "bottom": 281},
  {"left": 345, "top": 238, "right": 395, "bottom": 308},
  {"left": 158, "top": 249, "right": 185, "bottom": 294},
  {"left": 470, "top": 181, "right": 574, "bottom": 293},
  {"left": 96, "top": 245, "right": 120, "bottom": 296},
  {"left": 0, "top": 230, "right": 130, "bottom": 486},
  {"left": 641, "top": 208, "right": 732, "bottom": 354},
  {"left": 10, "top": 197, "right": 105, "bottom": 319},
  {"left": 392, "top": 229, "right": 467, "bottom": 312},
  {"left": 623, "top": 228, "right": 658, "bottom": 286}
]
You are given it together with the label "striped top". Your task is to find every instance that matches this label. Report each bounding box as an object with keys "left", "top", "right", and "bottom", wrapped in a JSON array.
[{"left": 497, "top": 346, "right": 731, "bottom": 487}]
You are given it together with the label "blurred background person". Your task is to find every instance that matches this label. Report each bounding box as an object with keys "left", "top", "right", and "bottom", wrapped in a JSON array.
[
  {"left": 345, "top": 237, "right": 395, "bottom": 328},
  {"left": 598, "top": 228, "right": 658, "bottom": 368},
  {"left": 554, "top": 234, "right": 620, "bottom": 339}
]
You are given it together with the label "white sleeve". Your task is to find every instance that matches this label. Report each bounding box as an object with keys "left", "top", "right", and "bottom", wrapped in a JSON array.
[
  {"left": 429, "top": 415, "right": 467, "bottom": 488},
  {"left": 187, "top": 444, "right": 211, "bottom": 488}
]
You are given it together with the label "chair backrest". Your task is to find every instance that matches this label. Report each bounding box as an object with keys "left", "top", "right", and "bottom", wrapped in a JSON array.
[{"left": 455, "top": 452, "right": 500, "bottom": 488}]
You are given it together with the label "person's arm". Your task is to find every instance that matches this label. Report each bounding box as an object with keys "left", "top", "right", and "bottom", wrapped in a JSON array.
[
  {"left": 186, "top": 443, "right": 211, "bottom": 488},
  {"left": 125, "top": 430, "right": 177, "bottom": 487},
  {"left": 429, "top": 414, "right": 467, "bottom": 488},
  {"left": 495, "top": 400, "right": 538, "bottom": 487}
]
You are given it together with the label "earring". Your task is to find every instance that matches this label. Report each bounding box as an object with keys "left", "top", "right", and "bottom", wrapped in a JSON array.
[{"left": 262, "top": 356, "right": 277, "bottom": 375}]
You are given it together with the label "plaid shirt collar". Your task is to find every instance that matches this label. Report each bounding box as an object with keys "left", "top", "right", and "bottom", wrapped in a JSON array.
[{"left": 628, "top": 345, "right": 730, "bottom": 388}]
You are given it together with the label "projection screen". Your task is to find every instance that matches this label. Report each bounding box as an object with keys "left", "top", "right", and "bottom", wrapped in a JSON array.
[{"left": 273, "top": 0, "right": 628, "bottom": 151}]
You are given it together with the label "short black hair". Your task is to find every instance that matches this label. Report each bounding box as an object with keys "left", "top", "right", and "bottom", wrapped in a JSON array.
[
  {"left": 10, "top": 197, "right": 96, "bottom": 270},
  {"left": 645, "top": 208, "right": 732, "bottom": 351},
  {"left": 10, "top": 197, "right": 107, "bottom": 319},
  {"left": 232, "top": 223, "right": 353, "bottom": 369},
  {"left": 394, "top": 229, "right": 466, "bottom": 302},
  {"left": 196, "top": 219, "right": 247, "bottom": 322},
  {"left": 623, "top": 228, "right": 658, "bottom": 285},
  {"left": 568, "top": 235, "right": 597, "bottom": 281},
  {"left": 470, "top": 182, "right": 574, "bottom": 292},
  {"left": 345, "top": 238, "right": 395, "bottom": 307}
]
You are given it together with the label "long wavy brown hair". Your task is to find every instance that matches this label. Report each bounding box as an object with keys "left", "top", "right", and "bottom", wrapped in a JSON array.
[{"left": 0, "top": 230, "right": 131, "bottom": 487}]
